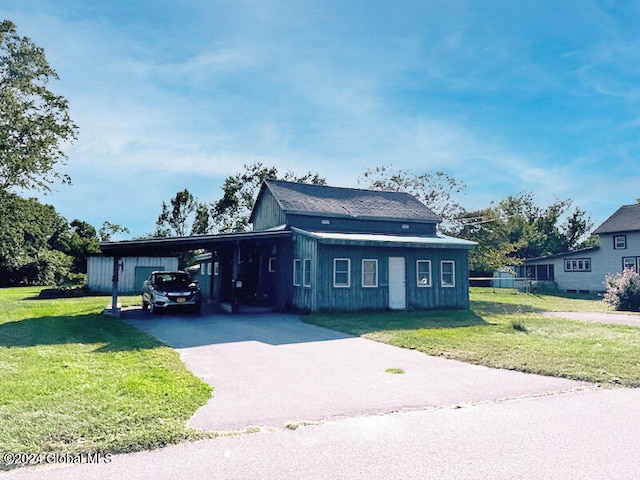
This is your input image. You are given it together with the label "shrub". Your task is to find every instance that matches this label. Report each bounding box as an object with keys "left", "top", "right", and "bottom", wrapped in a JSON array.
[{"left": 603, "top": 269, "right": 640, "bottom": 311}]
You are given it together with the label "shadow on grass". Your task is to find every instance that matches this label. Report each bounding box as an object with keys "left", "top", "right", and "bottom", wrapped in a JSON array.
[
  {"left": 470, "top": 300, "right": 545, "bottom": 315},
  {"left": 305, "top": 308, "right": 490, "bottom": 336},
  {"left": 0, "top": 314, "right": 164, "bottom": 352}
]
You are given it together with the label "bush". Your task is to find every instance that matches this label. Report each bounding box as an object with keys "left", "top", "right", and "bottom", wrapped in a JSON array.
[{"left": 603, "top": 269, "right": 640, "bottom": 311}]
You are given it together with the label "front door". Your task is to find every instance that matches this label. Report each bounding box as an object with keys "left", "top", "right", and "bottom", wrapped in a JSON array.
[{"left": 388, "top": 257, "right": 406, "bottom": 310}]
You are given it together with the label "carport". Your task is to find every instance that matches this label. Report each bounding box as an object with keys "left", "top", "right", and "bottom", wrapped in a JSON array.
[{"left": 100, "top": 230, "right": 292, "bottom": 317}]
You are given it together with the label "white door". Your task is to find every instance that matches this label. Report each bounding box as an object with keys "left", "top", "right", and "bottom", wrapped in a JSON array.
[{"left": 388, "top": 257, "right": 406, "bottom": 310}]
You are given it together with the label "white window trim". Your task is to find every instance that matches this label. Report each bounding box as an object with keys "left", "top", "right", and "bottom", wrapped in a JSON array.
[
  {"left": 303, "top": 258, "right": 312, "bottom": 287},
  {"left": 213, "top": 261, "right": 219, "bottom": 276},
  {"left": 362, "top": 259, "right": 378, "bottom": 288},
  {"left": 268, "top": 257, "right": 276, "bottom": 272},
  {"left": 441, "top": 260, "right": 455, "bottom": 288},
  {"left": 614, "top": 235, "right": 627, "bottom": 249},
  {"left": 334, "top": 258, "right": 351, "bottom": 288},
  {"left": 293, "top": 259, "right": 302, "bottom": 286},
  {"left": 416, "top": 260, "right": 432, "bottom": 287}
]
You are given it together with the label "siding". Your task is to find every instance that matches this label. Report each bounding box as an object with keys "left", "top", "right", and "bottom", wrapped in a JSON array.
[
  {"left": 287, "top": 213, "right": 437, "bottom": 235},
  {"left": 312, "top": 244, "right": 469, "bottom": 312},
  {"left": 291, "top": 233, "right": 319, "bottom": 311},
  {"left": 527, "top": 232, "right": 640, "bottom": 293},
  {"left": 251, "top": 189, "right": 287, "bottom": 231},
  {"left": 87, "top": 256, "right": 179, "bottom": 293}
]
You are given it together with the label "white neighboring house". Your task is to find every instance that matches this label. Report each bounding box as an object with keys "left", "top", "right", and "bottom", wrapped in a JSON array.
[
  {"left": 523, "top": 203, "right": 640, "bottom": 293},
  {"left": 87, "top": 256, "right": 179, "bottom": 294}
]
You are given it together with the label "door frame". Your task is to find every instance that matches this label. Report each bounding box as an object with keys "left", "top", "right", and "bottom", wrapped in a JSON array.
[{"left": 388, "top": 256, "right": 407, "bottom": 310}]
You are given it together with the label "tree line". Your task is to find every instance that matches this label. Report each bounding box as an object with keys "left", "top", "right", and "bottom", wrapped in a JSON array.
[{"left": 0, "top": 19, "right": 595, "bottom": 286}]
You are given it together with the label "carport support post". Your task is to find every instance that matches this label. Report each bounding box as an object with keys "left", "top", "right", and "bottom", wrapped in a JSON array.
[
  {"left": 110, "top": 256, "right": 121, "bottom": 318},
  {"left": 231, "top": 240, "right": 240, "bottom": 313}
]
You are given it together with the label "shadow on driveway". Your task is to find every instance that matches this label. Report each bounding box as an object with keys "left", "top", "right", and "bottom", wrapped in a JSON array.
[{"left": 124, "top": 307, "right": 353, "bottom": 348}]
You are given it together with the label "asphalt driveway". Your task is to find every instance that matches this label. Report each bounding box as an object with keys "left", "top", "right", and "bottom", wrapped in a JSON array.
[{"left": 125, "top": 309, "right": 588, "bottom": 432}]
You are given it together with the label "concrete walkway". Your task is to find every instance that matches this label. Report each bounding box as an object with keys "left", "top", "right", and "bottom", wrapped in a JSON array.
[
  {"left": 544, "top": 311, "right": 640, "bottom": 327},
  {"left": 125, "top": 309, "right": 587, "bottom": 431}
]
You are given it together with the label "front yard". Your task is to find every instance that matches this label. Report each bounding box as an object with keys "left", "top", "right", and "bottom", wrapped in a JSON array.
[
  {"left": 306, "top": 288, "right": 640, "bottom": 386},
  {"left": 0, "top": 287, "right": 212, "bottom": 463}
]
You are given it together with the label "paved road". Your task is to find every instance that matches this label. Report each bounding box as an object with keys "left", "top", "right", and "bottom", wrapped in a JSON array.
[{"left": 6, "top": 388, "right": 640, "bottom": 479}]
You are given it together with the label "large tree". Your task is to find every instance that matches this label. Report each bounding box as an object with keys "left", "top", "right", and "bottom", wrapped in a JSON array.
[
  {"left": 359, "top": 165, "right": 466, "bottom": 233},
  {"left": 211, "top": 162, "right": 326, "bottom": 233},
  {"left": 0, "top": 20, "right": 78, "bottom": 193},
  {"left": 458, "top": 193, "right": 593, "bottom": 272}
]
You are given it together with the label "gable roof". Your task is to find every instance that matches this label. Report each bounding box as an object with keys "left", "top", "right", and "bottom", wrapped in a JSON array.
[
  {"left": 593, "top": 203, "right": 640, "bottom": 235},
  {"left": 251, "top": 179, "right": 441, "bottom": 224}
]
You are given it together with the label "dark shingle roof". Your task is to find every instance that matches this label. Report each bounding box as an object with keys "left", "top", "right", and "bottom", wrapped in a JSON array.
[
  {"left": 594, "top": 203, "right": 640, "bottom": 235},
  {"left": 257, "top": 179, "right": 441, "bottom": 223}
]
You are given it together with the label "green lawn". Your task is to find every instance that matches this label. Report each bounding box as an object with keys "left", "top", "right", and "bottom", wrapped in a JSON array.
[
  {"left": 0, "top": 287, "right": 212, "bottom": 462},
  {"left": 306, "top": 287, "right": 640, "bottom": 387}
]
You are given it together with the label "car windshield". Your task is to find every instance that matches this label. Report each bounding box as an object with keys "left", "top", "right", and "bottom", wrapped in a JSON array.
[{"left": 153, "top": 273, "right": 191, "bottom": 286}]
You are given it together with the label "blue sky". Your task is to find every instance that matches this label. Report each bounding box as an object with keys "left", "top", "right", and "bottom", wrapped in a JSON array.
[{"left": 2, "top": 0, "right": 640, "bottom": 238}]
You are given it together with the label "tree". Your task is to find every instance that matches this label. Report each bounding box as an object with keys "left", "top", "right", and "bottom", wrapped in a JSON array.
[
  {"left": 0, "top": 20, "right": 78, "bottom": 193},
  {"left": 0, "top": 192, "right": 71, "bottom": 285},
  {"left": 359, "top": 165, "right": 466, "bottom": 233},
  {"left": 154, "top": 188, "right": 203, "bottom": 238},
  {"left": 58, "top": 219, "right": 101, "bottom": 274},
  {"left": 458, "top": 193, "right": 593, "bottom": 272},
  {"left": 211, "top": 162, "right": 326, "bottom": 233},
  {"left": 98, "top": 221, "right": 130, "bottom": 242}
]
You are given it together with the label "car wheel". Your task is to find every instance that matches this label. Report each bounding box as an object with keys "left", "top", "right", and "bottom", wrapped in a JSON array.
[
  {"left": 149, "top": 302, "right": 159, "bottom": 315},
  {"left": 141, "top": 296, "right": 148, "bottom": 311}
]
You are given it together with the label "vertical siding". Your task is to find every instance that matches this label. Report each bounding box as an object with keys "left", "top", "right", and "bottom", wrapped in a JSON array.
[
  {"left": 291, "top": 233, "right": 318, "bottom": 311},
  {"left": 252, "top": 189, "right": 287, "bottom": 231},
  {"left": 87, "top": 256, "right": 179, "bottom": 293},
  {"left": 313, "top": 244, "right": 470, "bottom": 312}
]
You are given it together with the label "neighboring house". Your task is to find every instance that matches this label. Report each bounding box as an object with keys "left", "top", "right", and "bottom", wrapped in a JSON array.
[
  {"left": 87, "top": 256, "right": 178, "bottom": 294},
  {"left": 102, "top": 179, "right": 476, "bottom": 312},
  {"left": 523, "top": 203, "right": 640, "bottom": 293}
]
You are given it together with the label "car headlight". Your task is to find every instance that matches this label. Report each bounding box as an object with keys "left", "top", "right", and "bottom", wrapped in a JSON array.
[{"left": 155, "top": 290, "right": 168, "bottom": 296}]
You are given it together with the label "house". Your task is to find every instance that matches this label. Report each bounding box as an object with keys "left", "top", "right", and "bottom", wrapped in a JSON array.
[
  {"left": 523, "top": 203, "right": 640, "bottom": 293},
  {"left": 101, "top": 179, "right": 476, "bottom": 312},
  {"left": 87, "top": 256, "right": 178, "bottom": 293}
]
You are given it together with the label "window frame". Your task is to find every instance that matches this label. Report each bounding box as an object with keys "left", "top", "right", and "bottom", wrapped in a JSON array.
[
  {"left": 564, "top": 258, "right": 592, "bottom": 272},
  {"left": 441, "top": 260, "right": 455, "bottom": 288},
  {"left": 416, "top": 260, "right": 432, "bottom": 287},
  {"left": 361, "top": 259, "right": 378, "bottom": 288},
  {"left": 303, "top": 258, "right": 312, "bottom": 287},
  {"left": 614, "top": 235, "right": 627, "bottom": 250},
  {"left": 213, "top": 261, "right": 219, "bottom": 276},
  {"left": 293, "top": 259, "right": 302, "bottom": 287},
  {"left": 268, "top": 257, "right": 276, "bottom": 272},
  {"left": 333, "top": 258, "right": 351, "bottom": 288}
]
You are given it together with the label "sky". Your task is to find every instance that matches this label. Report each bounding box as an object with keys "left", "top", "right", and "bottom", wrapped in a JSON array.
[{"left": 2, "top": 0, "right": 640, "bottom": 238}]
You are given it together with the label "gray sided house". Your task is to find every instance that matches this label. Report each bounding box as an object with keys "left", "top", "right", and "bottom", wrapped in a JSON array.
[
  {"left": 101, "top": 180, "right": 475, "bottom": 312},
  {"left": 523, "top": 203, "right": 640, "bottom": 293}
]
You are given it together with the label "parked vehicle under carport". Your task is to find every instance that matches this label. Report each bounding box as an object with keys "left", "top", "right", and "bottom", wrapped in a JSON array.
[{"left": 141, "top": 271, "right": 202, "bottom": 314}]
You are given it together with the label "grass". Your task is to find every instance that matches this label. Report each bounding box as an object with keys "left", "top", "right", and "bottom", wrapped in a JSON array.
[
  {"left": 306, "top": 287, "right": 640, "bottom": 387},
  {"left": 0, "top": 287, "right": 212, "bottom": 464}
]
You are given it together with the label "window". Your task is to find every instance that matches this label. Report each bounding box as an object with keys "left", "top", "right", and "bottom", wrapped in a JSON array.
[
  {"left": 362, "top": 259, "right": 378, "bottom": 288},
  {"left": 417, "top": 260, "right": 432, "bottom": 287},
  {"left": 213, "top": 261, "right": 219, "bottom": 276},
  {"left": 623, "top": 257, "right": 638, "bottom": 272},
  {"left": 565, "top": 258, "right": 592, "bottom": 272},
  {"left": 293, "top": 259, "right": 302, "bottom": 286},
  {"left": 441, "top": 261, "right": 455, "bottom": 287},
  {"left": 303, "top": 259, "right": 312, "bottom": 287},
  {"left": 334, "top": 258, "right": 351, "bottom": 288},
  {"left": 268, "top": 257, "right": 276, "bottom": 272},
  {"left": 614, "top": 235, "right": 627, "bottom": 249}
]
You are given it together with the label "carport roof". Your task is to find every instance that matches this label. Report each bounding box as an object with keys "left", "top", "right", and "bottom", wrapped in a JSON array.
[{"left": 99, "top": 230, "right": 291, "bottom": 257}]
